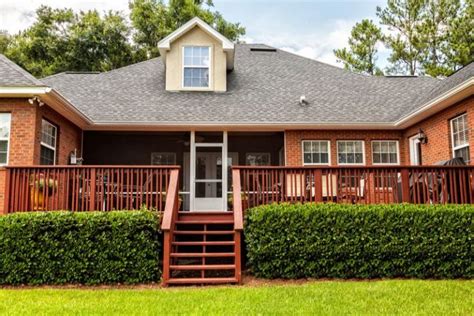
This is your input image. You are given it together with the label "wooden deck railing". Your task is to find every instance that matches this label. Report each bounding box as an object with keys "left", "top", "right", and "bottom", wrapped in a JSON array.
[
  {"left": 4, "top": 165, "right": 180, "bottom": 213},
  {"left": 232, "top": 166, "right": 474, "bottom": 209}
]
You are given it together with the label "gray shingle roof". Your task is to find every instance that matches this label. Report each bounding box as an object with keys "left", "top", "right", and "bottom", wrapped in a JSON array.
[
  {"left": 0, "top": 54, "right": 44, "bottom": 87},
  {"left": 5, "top": 45, "right": 472, "bottom": 125}
]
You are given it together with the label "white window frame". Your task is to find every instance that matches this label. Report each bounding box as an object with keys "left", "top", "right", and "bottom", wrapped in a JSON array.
[
  {"left": 245, "top": 152, "right": 271, "bottom": 166},
  {"left": 302, "top": 140, "right": 331, "bottom": 165},
  {"left": 40, "top": 119, "right": 57, "bottom": 165},
  {"left": 450, "top": 113, "right": 470, "bottom": 161},
  {"left": 182, "top": 45, "right": 212, "bottom": 90},
  {"left": 337, "top": 140, "right": 366, "bottom": 165},
  {"left": 0, "top": 113, "right": 11, "bottom": 166},
  {"left": 371, "top": 140, "right": 400, "bottom": 165}
]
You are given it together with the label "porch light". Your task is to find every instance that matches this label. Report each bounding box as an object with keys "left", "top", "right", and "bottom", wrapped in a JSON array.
[{"left": 416, "top": 129, "right": 428, "bottom": 144}]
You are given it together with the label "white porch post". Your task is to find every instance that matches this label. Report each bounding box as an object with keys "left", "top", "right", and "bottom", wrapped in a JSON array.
[
  {"left": 222, "top": 131, "right": 228, "bottom": 211},
  {"left": 190, "top": 131, "right": 196, "bottom": 211}
]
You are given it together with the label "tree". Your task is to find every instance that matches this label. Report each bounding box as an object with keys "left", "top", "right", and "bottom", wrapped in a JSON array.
[
  {"left": 129, "top": 0, "right": 245, "bottom": 59},
  {"left": 445, "top": 0, "right": 474, "bottom": 73},
  {"left": 419, "top": 0, "right": 462, "bottom": 77},
  {"left": 0, "top": 31, "right": 11, "bottom": 54},
  {"left": 334, "top": 19, "right": 383, "bottom": 75},
  {"left": 376, "top": 0, "right": 426, "bottom": 75}
]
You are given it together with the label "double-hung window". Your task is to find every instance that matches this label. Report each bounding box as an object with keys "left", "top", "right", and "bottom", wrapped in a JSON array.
[
  {"left": 372, "top": 141, "right": 399, "bottom": 165},
  {"left": 151, "top": 152, "right": 176, "bottom": 165},
  {"left": 302, "top": 140, "right": 330, "bottom": 165},
  {"left": 337, "top": 140, "right": 365, "bottom": 165},
  {"left": 450, "top": 114, "right": 470, "bottom": 163},
  {"left": 183, "top": 46, "right": 210, "bottom": 88},
  {"left": 0, "top": 113, "right": 11, "bottom": 165},
  {"left": 246, "top": 153, "right": 271, "bottom": 166},
  {"left": 40, "top": 119, "right": 57, "bottom": 165}
]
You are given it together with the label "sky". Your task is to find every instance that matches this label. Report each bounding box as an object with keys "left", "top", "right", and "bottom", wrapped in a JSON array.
[{"left": 0, "top": 0, "right": 389, "bottom": 67}]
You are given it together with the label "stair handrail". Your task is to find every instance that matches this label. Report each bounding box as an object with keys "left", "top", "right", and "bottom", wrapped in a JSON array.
[
  {"left": 161, "top": 168, "right": 180, "bottom": 231},
  {"left": 232, "top": 168, "right": 244, "bottom": 231},
  {"left": 161, "top": 168, "right": 180, "bottom": 285}
]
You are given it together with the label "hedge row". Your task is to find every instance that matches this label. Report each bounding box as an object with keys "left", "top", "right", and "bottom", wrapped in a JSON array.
[
  {"left": 245, "top": 203, "right": 473, "bottom": 279},
  {"left": 0, "top": 211, "right": 161, "bottom": 285}
]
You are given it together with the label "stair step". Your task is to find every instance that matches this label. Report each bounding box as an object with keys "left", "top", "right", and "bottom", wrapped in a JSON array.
[
  {"left": 166, "top": 277, "right": 238, "bottom": 285},
  {"left": 175, "top": 220, "right": 234, "bottom": 225},
  {"left": 173, "top": 230, "right": 235, "bottom": 235},
  {"left": 170, "top": 252, "right": 235, "bottom": 258},
  {"left": 172, "top": 241, "right": 235, "bottom": 246},
  {"left": 170, "top": 264, "right": 236, "bottom": 270}
]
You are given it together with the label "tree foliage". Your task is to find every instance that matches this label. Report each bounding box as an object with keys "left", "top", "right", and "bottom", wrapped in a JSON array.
[
  {"left": 4, "top": 1, "right": 245, "bottom": 77},
  {"left": 336, "top": 0, "right": 473, "bottom": 77},
  {"left": 334, "top": 19, "right": 383, "bottom": 75}
]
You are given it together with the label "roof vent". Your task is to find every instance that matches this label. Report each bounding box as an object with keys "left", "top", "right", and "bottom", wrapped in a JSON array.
[
  {"left": 250, "top": 47, "right": 277, "bottom": 52},
  {"left": 299, "top": 95, "right": 309, "bottom": 106}
]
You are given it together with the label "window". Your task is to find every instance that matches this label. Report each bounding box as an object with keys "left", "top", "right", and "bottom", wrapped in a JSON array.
[
  {"left": 183, "top": 46, "right": 210, "bottom": 88},
  {"left": 151, "top": 152, "right": 176, "bottom": 165},
  {"left": 0, "top": 113, "right": 11, "bottom": 165},
  {"left": 372, "top": 141, "right": 399, "bottom": 165},
  {"left": 337, "top": 140, "right": 365, "bottom": 165},
  {"left": 246, "top": 153, "right": 271, "bottom": 166},
  {"left": 40, "top": 120, "right": 57, "bottom": 165},
  {"left": 302, "top": 140, "right": 330, "bottom": 165},
  {"left": 450, "top": 114, "right": 470, "bottom": 162}
]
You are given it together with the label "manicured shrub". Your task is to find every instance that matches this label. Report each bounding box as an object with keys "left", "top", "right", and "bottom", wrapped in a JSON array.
[
  {"left": 0, "top": 211, "right": 161, "bottom": 285},
  {"left": 245, "top": 203, "right": 473, "bottom": 279}
]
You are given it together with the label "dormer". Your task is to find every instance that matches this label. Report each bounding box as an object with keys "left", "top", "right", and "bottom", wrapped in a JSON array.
[{"left": 158, "top": 17, "right": 235, "bottom": 92}]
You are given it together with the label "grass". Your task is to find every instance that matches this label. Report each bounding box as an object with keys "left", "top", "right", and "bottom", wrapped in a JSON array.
[{"left": 0, "top": 280, "right": 472, "bottom": 315}]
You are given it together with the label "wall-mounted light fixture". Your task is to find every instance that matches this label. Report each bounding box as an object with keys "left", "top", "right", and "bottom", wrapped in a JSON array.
[{"left": 416, "top": 128, "right": 428, "bottom": 144}]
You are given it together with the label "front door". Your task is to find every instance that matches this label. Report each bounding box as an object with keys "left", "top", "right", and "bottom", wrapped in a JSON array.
[
  {"left": 409, "top": 136, "right": 422, "bottom": 165},
  {"left": 190, "top": 131, "right": 228, "bottom": 211}
]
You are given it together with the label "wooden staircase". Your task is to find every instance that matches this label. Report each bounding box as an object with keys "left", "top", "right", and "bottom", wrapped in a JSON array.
[{"left": 161, "top": 169, "right": 244, "bottom": 286}]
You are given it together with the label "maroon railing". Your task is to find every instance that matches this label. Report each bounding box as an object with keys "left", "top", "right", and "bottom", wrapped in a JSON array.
[
  {"left": 232, "top": 166, "right": 474, "bottom": 209},
  {"left": 4, "top": 166, "right": 179, "bottom": 213}
]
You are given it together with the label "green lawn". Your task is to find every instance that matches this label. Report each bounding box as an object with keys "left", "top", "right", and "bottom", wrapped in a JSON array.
[{"left": 0, "top": 280, "right": 472, "bottom": 315}]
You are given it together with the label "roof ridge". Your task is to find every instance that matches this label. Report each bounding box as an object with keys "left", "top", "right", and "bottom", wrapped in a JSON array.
[
  {"left": 98, "top": 57, "right": 162, "bottom": 76},
  {"left": 0, "top": 54, "right": 44, "bottom": 86}
]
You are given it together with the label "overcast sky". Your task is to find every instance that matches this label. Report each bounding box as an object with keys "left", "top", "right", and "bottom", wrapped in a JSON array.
[{"left": 0, "top": 0, "right": 389, "bottom": 67}]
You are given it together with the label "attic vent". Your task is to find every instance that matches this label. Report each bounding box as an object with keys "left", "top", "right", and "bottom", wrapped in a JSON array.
[{"left": 250, "top": 47, "right": 277, "bottom": 52}]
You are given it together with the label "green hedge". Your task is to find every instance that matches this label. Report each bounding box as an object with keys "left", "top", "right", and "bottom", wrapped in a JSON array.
[
  {"left": 245, "top": 203, "right": 473, "bottom": 279},
  {"left": 0, "top": 211, "right": 161, "bottom": 285}
]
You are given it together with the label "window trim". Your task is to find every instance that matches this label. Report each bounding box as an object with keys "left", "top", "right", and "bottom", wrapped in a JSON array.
[
  {"left": 301, "top": 140, "right": 331, "bottom": 165},
  {"left": 182, "top": 45, "right": 212, "bottom": 90},
  {"left": 245, "top": 152, "right": 271, "bottom": 166},
  {"left": 336, "top": 140, "right": 366, "bottom": 165},
  {"left": 0, "top": 113, "right": 11, "bottom": 166},
  {"left": 371, "top": 140, "right": 400, "bottom": 165},
  {"left": 40, "top": 119, "right": 57, "bottom": 165},
  {"left": 450, "top": 113, "right": 470, "bottom": 160},
  {"left": 150, "top": 152, "right": 177, "bottom": 165}
]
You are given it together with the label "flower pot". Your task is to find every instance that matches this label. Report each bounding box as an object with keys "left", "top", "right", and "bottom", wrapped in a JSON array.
[{"left": 30, "top": 189, "right": 45, "bottom": 211}]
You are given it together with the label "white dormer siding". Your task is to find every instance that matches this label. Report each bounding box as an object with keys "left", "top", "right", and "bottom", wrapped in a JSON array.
[{"left": 158, "top": 17, "right": 234, "bottom": 92}]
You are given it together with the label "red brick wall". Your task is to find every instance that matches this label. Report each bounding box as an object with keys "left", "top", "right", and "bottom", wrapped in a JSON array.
[
  {"left": 34, "top": 105, "right": 82, "bottom": 165},
  {"left": 0, "top": 99, "right": 82, "bottom": 214},
  {"left": 285, "top": 130, "right": 407, "bottom": 166},
  {"left": 402, "top": 96, "right": 473, "bottom": 165}
]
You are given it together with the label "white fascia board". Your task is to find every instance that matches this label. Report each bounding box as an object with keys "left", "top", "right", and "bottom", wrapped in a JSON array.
[
  {"left": 0, "top": 86, "right": 51, "bottom": 96},
  {"left": 158, "top": 17, "right": 234, "bottom": 51}
]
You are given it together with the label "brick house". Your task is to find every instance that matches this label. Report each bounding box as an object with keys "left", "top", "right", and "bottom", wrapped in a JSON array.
[{"left": 0, "top": 17, "right": 472, "bottom": 284}]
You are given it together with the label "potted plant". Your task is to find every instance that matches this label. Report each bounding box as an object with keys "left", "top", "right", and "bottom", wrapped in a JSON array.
[{"left": 30, "top": 175, "right": 58, "bottom": 211}]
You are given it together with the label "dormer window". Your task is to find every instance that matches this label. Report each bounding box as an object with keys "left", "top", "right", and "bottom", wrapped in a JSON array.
[{"left": 183, "top": 46, "right": 210, "bottom": 88}]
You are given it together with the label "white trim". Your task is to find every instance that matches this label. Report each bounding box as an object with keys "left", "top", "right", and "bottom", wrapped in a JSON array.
[
  {"left": 336, "top": 140, "right": 366, "bottom": 165},
  {"left": 158, "top": 17, "right": 234, "bottom": 52},
  {"left": 409, "top": 135, "right": 421, "bottom": 165},
  {"left": 40, "top": 119, "right": 57, "bottom": 165},
  {"left": 181, "top": 45, "right": 212, "bottom": 90},
  {"left": 301, "top": 140, "right": 331, "bottom": 166},
  {"left": 222, "top": 131, "right": 228, "bottom": 212},
  {"left": 450, "top": 113, "right": 470, "bottom": 160},
  {"left": 0, "top": 113, "right": 12, "bottom": 166},
  {"left": 190, "top": 132, "right": 196, "bottom": 211},
  {"left": 371, "top": 140, "right": 400, "bottom": 165},
  {"left": 0, "top": 86, "right": 51, "bottom": 95}
]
